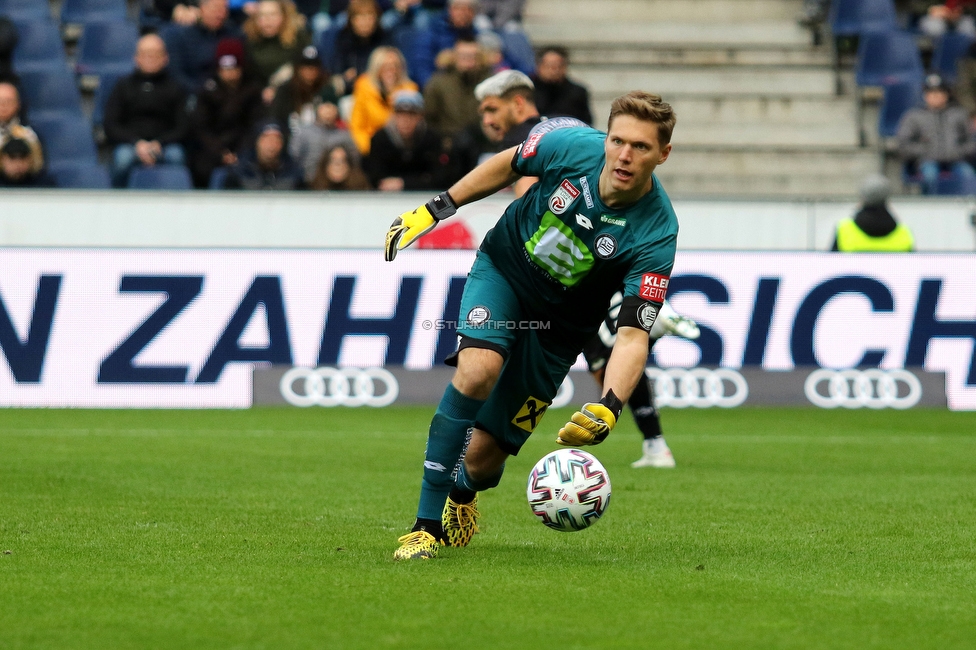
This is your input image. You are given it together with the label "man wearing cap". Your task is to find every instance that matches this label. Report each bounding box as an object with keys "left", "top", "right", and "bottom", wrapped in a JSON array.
[
  {"left": 190, "top": 38, "right": 265, "bottom": 187},
  {"left": 0, "top": 82, "right": 44, "bottom": 175},
  {"left": 367, "top": 89, "right": 455, "bottom": 190},
  {"left": 832, "top": 174, "right": 914, "bottom": 252},
  {"left": 223, "top": 119, "right": 305, "bottom": 190},
  {"left": 0, "top": 138, "right": 54, "bottom": 187},
  {"left": 896, "top": 73, "right": 976, "bottom": 194},
  {"left": 104, "top": 34, "right": 190, "bottom": 187}
]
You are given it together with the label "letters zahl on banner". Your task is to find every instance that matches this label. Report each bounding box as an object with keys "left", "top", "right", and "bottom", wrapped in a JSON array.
[
  {"left": 639, "top": 272, "right": 670, "bottom": 301},
  {"left": 1, "top": 250, "right": 974, "bottom": 410}
]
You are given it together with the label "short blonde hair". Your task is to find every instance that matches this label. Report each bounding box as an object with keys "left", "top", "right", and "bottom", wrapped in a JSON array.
[{"left": 608, "top": 91, "right": 677, "bottom": 145}]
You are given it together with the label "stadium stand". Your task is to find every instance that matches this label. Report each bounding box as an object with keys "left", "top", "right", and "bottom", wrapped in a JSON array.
[
  {"left": 878, "top": 80, "right": 924, "bottom": 137},
  {"left": 29, "top": 114, "right": 99, "bottom": 172}
]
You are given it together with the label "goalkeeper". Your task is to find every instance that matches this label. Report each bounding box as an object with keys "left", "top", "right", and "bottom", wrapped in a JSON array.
[{"left": 386, "top": 91, "right": 679, "bottom": 560}]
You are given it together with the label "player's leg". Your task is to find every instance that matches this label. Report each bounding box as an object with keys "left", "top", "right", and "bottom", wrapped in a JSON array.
[
  {"left": 396, "top": 253, "right": 519, "bottom": 560},
  {"left": 628, "top": 355, "right": 675, "bottom": 468},
  {"left": 441, "top": 329, "right": 577, "bottom": 548}
]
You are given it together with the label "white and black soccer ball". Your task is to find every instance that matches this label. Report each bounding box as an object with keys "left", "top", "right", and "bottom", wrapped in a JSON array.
[{"left": 526, "top": 448, "right": 611, "bottom": 532}]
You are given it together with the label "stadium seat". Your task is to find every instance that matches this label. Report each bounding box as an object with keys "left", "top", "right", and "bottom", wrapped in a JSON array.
[
  {"left": 60, "top": 0, "right": 128, "bottom": 26},
  {"left": 208, "top": 166, "right": 229, "bottom": 190},
  {"left": 18, "top": 69, "right": 84, "bottom": 120},
  {"left": 92, "top": 71, "right": 125, "bottom": 128},
  {"left": 11, "top": 20, "right": 68, "bottom": 73},
  {"left": 933, "top": 169, "right": 976, "bottom": 195},
  {"left": 0, "top": 0, "right": 50, "bottom": 21},
  {"left": 829, "top": 0, "right": 898, "bottom": 37},
  {"left": 30, "top": 114, "right": 98, "bottom": 164},
  {"left": 878, "top": 80, "right": 924, "bottom": 137},
  {"left": 931, "top": 32, "right": 975, "bottom": 84},
  {"left": 127, "top": 164, "right": 193, "bottom": 190},
  {"left": 51, "top": 162, "right": 112, "bottom": 189},
  {"left": 855, "top": 31, "right": 924, "bottom": 86},
  {"left": 76, "top": 20, "right": 138, "bottom": 78}
]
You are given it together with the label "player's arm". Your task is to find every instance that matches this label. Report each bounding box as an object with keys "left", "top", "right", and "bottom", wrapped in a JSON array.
[
  {"left": 558, "top": 287, "right": 664, "bottom": 446},
  {"left": 384, "top": 146, "right": 522, "bottom": 261}
]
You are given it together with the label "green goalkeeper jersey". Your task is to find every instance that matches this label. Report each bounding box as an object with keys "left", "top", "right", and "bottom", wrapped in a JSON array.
[{"left": 479, "top": 119, "right": 678, "bottom": 351}]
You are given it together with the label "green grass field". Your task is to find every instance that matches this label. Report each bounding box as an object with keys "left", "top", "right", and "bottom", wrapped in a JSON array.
[{"left": 2, "top": 406, "right": 975, "bottom": 649}]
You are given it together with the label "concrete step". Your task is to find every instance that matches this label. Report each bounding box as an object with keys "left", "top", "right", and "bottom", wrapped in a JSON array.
[
  {"left": 525, "top": 0, "right": 804, "bottom": 23},
  {"left": 524, "top": 21, "right": 813, "bottom": 47},
  {"left": 661, "top": 147, "right": 879, "bottom": 177},
  {"left": 589, "top": 96, "right": 861, "bottom": 147},
  {"left": 575, "top": 65, "right": 837, "bottom": 97},
  {"left": 659, "top": 172, "right": 867, "bottom": 198},
  {"left": 567, "top": 45, "right": 831, "bottom": 68}
]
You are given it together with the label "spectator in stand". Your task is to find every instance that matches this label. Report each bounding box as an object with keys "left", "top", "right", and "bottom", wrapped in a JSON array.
[
  {"left": 920, "top": 0, "right": 976, "bottom": 37},
  {"left": 271, "top": 45, "right": 339, "bottom": 128},
  {"left": 0, "top": 82, "right": 44, "bottom": 175},
  {"left": 423, "top": 37, "right": 490, "bottom": 136},
  {"left": 366, "top": 89, "right": 456, "bottom": 190},
  {"left": 104, "top": 35, "right": 190, "bottom": 188},
  {"left": 242, "top": 0, "right": 313, "bottom": 99},
  {"left": 333, "top": 0, "right": 393, "bottom": 96},
  {"left": 311, "top": 142, "right": 371, "bottom": 189},
  {"left": 223, "top": 119, "right": 305, "bottom": 189},
  {"left": 832, "top": 174, "right": 914, "bottom": 252},
  {"left": 189, "top": 38, "right": 265, "bottom": 187},
  {"left": 349, "top": 46, "right": 418, "bottom": 154},
  {"left": 532, "top": 46, "right": 592, "bottom": 125},
  {"left": 414, "top": 0, "right": 480, "bottom": 86},
  {"left": 0, "top": 138, "right": 54, "bottom": 188},
  {"left": 0, "top": 17, "right": 18, "bottom": 86},
  {"left": 897, "top": 74, "right": 976, "bottom": 194},
  {"left": 290, "top": 93, "right": 358, "bottom": 184},
  {"left": 168, "top": 0, "right": 243, "bottom": 93}
]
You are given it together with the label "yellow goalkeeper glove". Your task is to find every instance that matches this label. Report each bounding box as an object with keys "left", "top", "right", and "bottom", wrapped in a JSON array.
[
  {"left": 557, "top": 390, "right": 623, "bottom": 447},
  {"left": 384, "top": 192, "right": 458, "bottom": 261}
]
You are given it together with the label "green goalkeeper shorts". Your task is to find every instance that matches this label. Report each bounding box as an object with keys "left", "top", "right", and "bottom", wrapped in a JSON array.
[{"left": 448, "top": 251, "right": 577, "bottom": 455}]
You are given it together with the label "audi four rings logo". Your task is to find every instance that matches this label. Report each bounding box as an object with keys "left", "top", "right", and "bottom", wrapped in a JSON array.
[
  {"left": 645, "top": 368, "right": 749, "bottom": 408},
  {"left": 280, "top": 367, "right": 399, "bottom": 407},
  {"left": 804, "top": 369, "right": 922, "bottom": 409}
]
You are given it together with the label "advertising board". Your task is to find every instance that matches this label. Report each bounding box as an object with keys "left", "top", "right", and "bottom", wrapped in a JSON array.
[{"left": 0, "top": 250, "right": 972, "bottom": 409}]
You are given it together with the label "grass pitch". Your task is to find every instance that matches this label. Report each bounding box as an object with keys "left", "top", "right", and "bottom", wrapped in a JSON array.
[{"left": 1, "top": 406, "right": 975, "bottom": 649}]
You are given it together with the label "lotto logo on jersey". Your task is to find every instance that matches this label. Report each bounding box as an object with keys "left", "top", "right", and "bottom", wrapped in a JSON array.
[
  {"left": 639, "top": 273, "right": 670, "bottom": 301},
  {"left": 548, "top": 180, "right": 581, "bottom": 215}
]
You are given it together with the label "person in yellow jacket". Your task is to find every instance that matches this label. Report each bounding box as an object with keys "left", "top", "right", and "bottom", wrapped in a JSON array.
[
  {"left": 348, "top": 46, "right": 418, "bottom": 155},
  {"left": 832, "top": 174, "right": 914, "bottom": 252}
]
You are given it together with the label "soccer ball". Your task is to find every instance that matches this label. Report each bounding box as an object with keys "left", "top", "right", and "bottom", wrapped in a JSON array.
[{"left": 526, "top": 448, "right": 611, "bottom": 532}]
